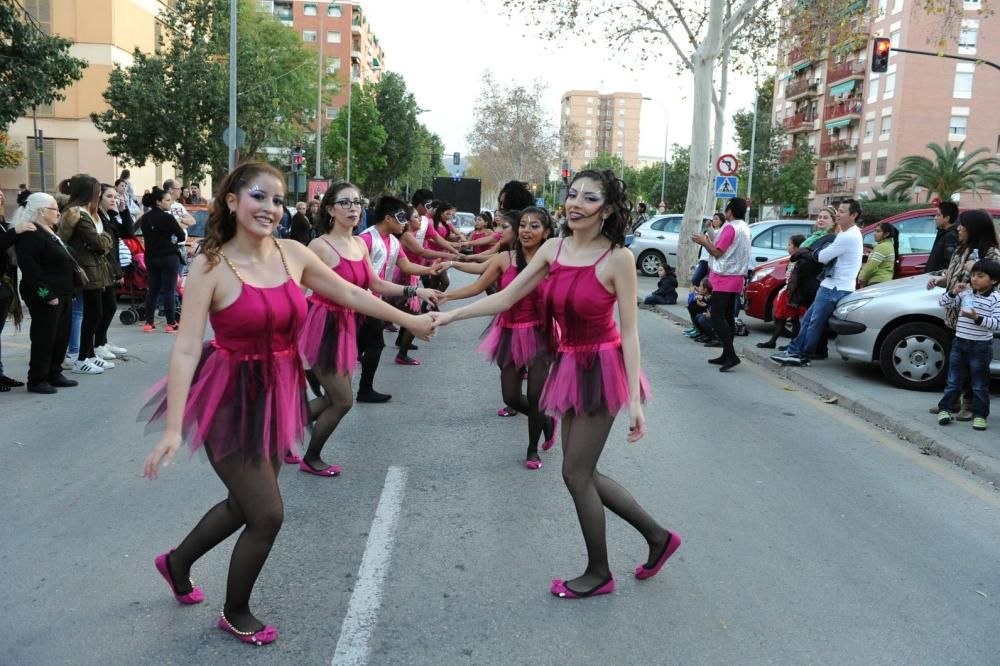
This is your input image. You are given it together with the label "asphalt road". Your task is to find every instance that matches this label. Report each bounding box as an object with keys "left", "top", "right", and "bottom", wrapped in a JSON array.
[{"left": 1, "top": 272, "right": 998, "bottom": 665}]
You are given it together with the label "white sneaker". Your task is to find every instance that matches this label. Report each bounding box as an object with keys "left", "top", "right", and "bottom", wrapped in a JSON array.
[
  {"left": 90, "top": 356, "right": 115, "bottom": 370},
  {"left": 95, "top": 345, "right": 118, "bottom": 361},
  {"left": 63, "top": 353, "right": 76, "bottom": 369},
  {"left": 73, "top": 359, "right": 104, "bottom": 375},
  {"left": 105, "top": 342, "right": 128, "bottom": 355}
]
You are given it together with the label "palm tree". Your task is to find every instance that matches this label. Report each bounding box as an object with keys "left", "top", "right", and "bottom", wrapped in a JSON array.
[
  {"left": 884, "top": 141, "right": 1000, "bottom": 202},
  {"left": 859, "top": 187, "right": 912, "bottom": 202}
]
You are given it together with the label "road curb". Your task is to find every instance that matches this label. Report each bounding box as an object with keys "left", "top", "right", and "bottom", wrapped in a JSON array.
[{"left": 647, "top": 303, "right": 1000, "bottom": 489}]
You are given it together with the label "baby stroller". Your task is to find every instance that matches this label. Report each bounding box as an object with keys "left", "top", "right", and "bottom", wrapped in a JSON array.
[{"left": 117, "top": 237, "right": 184, "bottom": 325}]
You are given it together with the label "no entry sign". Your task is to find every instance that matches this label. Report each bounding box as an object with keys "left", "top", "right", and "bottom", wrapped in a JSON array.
[{"left": 716, "top": 154, "right": 739, "bottom": 176}]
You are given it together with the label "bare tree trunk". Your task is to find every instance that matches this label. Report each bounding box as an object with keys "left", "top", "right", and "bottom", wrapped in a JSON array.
[
  {"left": 677, "top": 0, "right": 725, "bottom": 287},
  {"left": 704, "top": 44, "right": 730, "bottom": 217}
]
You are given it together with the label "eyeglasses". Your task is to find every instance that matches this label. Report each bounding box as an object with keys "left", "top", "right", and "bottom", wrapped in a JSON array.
[
  {"left": 43, "top": 207, "right": 60, "bottom": 212},
  {"left": 335, "top": 198, "right": 363, "bottom": 209}
]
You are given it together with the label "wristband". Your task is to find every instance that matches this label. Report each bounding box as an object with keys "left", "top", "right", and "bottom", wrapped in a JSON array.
[{"left": 404, "top": 285, "right": 417, "bottom": 299}]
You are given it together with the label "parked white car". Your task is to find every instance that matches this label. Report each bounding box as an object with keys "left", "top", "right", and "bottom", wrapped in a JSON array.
[
  {"left": 453, "top": 212, "right": 476, "bottom": 237},
  {"left": 746, "top": 219, "right": 814, "bottom": 267},
  {"left": 829, "top": 274, "right": 1000, "bottom": 391}
]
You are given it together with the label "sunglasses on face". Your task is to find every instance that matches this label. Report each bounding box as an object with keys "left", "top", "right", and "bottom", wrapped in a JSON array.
[{"left": 394, "top": 210, "right": 409, "bottom": 225}]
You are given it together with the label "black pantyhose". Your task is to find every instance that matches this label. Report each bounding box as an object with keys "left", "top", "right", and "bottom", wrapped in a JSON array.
[
  {"left": 167, "top": 449, "right": 284, "bottom": 633},
  {"left": 764, "top": 317, "right": 800, "bottom": 345},
  {"left": 304, "top": 367, "right": 353, "bottom": 470},
  {"left": 396, "top": 328, "right": 416, "bottom": 360},
  {"left": 560, "top": 411, "right": 666, "bottom": 595},
  {"left": 499, "top": 359, "right": 551, "bottom": 461}
]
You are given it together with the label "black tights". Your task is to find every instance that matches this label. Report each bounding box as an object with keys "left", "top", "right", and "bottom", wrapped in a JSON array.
[
  {"left": 560, "top": 411, "right": 666, "bottom": 594},
  {"left": 396, "top": 328, "right": 416, "bottom": 360},
  {"left": 166, "top": 449, "right": 283, "bottom": 633},
  {"left": 499, "top": 359, "right": 552, "bottom": 461},
  {"left": 765, "top": 317, "right": 800, "bottom": 344},
  {"left": 304, "top": 368, "right": 353, "bottom": 470}
]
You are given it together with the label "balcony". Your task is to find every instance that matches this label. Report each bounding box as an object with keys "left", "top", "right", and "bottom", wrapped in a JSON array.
[
  {"left": 823, "top": 99, "right": 863, "bottom": 123},
  {"left": 786, "top": 78, "right": 819, "bottom": 101},
  {"left": 815, "top": 177, "right": 856, "bottom": 194},
  {"left": 780, "top": 148, "right": 797, "bottom": 164},
  {"left": 826, "top": 59, "right": 866, "bottom": 86},
  {"left": 819, "top": 138, "right": 859, "bottom": 160},
  {"left": 783, "top": 110, "right": 818, "bottom": 133},
  {"left": 788, "top": 44, "right": 808, "bottom": 67}
]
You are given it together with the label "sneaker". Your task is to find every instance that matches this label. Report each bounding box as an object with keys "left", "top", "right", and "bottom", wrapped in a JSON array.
[
  {"left": 73, "top": 359, "right": 104, "bottom": 375},
  {"left": 770, "top": 352, "right": 803, "bottom": 366},
  {"left": 105, "top": 342, "right": 128, "bottom": 355},
  {"left": 90, "top": 356, "right": 114, "bottom": 370},
  {"left": 143, "top": 324, "right": 156, "bottom": 332},
  {"left": 955, "top": 409, "right": 974, "bottom": 422},
  {"left": 165, "top": 324, "right": 179, "bottom": 333},
  {"left": 973, "top": 417, "right": 987, "bottom": 431},
  {"left": 62, "top": 353, "right": 75, "bottom": 369},
  {"left": 94, "top": 345, "right": 117, "bottom": 361},
  {"left": 937, "top": 410, "right": 953, "bottom": 425}
]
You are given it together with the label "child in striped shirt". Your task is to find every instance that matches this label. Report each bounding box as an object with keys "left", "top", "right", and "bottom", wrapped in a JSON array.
[{"left": 937, "top": 259, "right": 1000, "bottom": 430}]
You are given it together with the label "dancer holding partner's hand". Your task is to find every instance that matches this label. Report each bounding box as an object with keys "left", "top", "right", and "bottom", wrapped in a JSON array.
[{"left": 435, "top": 170, "right": 680, "bottom": 599}]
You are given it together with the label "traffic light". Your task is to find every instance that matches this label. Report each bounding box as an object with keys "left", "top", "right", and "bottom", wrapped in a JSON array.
[
  {"left": 561, "top": 167, "right": 570, "bottom": 184},
  {"left": 291, "top": 146, "right": 305, "bottom": 172},
  {"left": 871, "top": 37, "right": 891, "bottom": 73},
  {"left": 453, "top": 152, "right": 460, "bottom": 165}
]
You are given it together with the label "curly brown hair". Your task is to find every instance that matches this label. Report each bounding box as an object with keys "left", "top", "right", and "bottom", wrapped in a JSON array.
[
  {"left": 199, "top": 162, "right": 285, "bottom": 268},
  {"left": 563, "top": 169, "right": 632, "bottom": 248}
]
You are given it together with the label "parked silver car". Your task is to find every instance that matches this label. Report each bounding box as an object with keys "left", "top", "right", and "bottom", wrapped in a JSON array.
[
  {"left": 828, "top": 274, "right": 1000, "bottom": 391},
  {"left": 453, "top": 212, "right": 476, "bottom": 237},
  {"left": 747, "top": 219, "right": 814, "bottom": 267}
]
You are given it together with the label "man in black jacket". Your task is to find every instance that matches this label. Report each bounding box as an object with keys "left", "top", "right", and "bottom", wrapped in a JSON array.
[{"left": 925, "top": 201, "right": 959, "bottom": 273}]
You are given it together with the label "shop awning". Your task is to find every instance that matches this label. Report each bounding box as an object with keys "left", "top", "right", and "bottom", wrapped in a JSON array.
[
  {"left": 825, "top": 118, "right": 853, "bottom": 130},
  {"left": 829, "top": 80, "right": 857, "bottom": 96},
  {"left": 791, "top": 60, "right": 812, "bottom": 72}
]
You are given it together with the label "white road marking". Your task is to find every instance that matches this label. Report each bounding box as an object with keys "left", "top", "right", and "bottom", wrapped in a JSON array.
[{"left": 332, "top": 466, "right": 407, "bottom": 666}]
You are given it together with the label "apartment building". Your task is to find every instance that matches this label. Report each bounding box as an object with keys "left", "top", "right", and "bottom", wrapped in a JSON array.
[
  {"left": 561, "top": 91, "right": 643, "bottom": 171},
  {"left": 263, "top": 1, "right": 384, "bottom": 124},
  {"left": 1, "top": 0, "right": 176, "bottom": 195},
  {"left": 771, "top": 0, "right": 1000, "bottom": 213}
]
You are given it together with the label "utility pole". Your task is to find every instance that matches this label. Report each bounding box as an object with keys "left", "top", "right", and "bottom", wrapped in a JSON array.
[
  {"left": 643, "top": 97, "right": 668, "bottom": 205},
  {"left": 31, "top": 107, "right": 46, "bottom": 192},
  {"left": 227, "top": 0, "right": 237, "bottom": 171},
  {"left": 315, "top": 2, "right": 325, "bottom": 178},
  {"left": 747, "top": 78, "right": 759, "bottom": 216}
]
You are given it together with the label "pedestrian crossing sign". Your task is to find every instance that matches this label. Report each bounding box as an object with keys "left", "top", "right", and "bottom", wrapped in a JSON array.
[{"left": 715, "top": 176, "right": 738, "bottom": 199}]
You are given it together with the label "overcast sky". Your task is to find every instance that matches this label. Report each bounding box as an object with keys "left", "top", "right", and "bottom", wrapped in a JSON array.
[{"left": 359, "top": 0, "right": 760, "bottom": 162}]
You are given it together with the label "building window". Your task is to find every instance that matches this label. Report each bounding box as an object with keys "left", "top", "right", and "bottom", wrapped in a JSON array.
[
  {"left": 877, "top": 0, "right": 887, "bottom": 15},
  {"left": 326, "top": 56, "right": 341, "bottom": 73},
  {"left": 860, "top": 159, "right": 871, "bottom": 177},
  {"left": 880, "top": 115, "right": 892, "bottom": 138},
  {"left": 327, "top": 31, "right": 341, "bottom": 43},
  {"left": 864, "top": 119, "right": 875, "bottom": 138},
  {"left": 953, "top": 72, "right": 973, "bottom": 98},
  {"left": 303, "top": 30, "right": 317, "bottom": 42},
  {"left": 584, "top": 149, "right": 592, "bottom": 158},
  {"left": 28, "top": 137, "right": 56, "bottom": 191},
  {"left": 586, "top": 108, "right": 592, "bottom": 115},
  {"left": 889, "top": 29, "right": 900, "bottom": 49},
  {"left": 949, "top": 115, "right": 968, "bottom": 137},
  {"left": 891, "top": 0, "right": 903, "bottom": 12},
  {"left": 303, "top": 3, "right": 317, "bottom": 16},
  {"left": 328, "top": 4, "right": 342, "bottom": 17},
  {"left": 22, "top": 0, "right": 51, "bottom": 34},
  {"left": 326, "top": 107, "right": 338, "bottom": 120},
  {"left": 274, "top": 2, "right": 293, "bottom": 22},
  {"left": 876, "top": 156, "right": 888, "bottom": 176},
  {"left": 587, "top": 97, "right": 593, "bottom": 103},
  {"left": 959, "top": 25, "right": 978, "bottom": 52},
  {"left": 883, "top": 72, "right": 896, "bottom": 98},
  {"left": 617, "top": 141, "right": 624, "bottom": 148},
  {"left": 964, "top": 0, "right": 981, "bottom": 7},
  {"left": 867, "top": 77, "right": 879, "bottom": 103}
]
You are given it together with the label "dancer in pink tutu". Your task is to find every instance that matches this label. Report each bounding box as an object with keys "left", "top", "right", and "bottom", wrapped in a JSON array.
[
  {"left": 297, "top": 184, "right": 440, "bottom": 474},
  {"left": 141, "top": 163, "right": 435, "bottom": 646},
  {"left": 435, "top": 170, "right": 680, "bottom": 600},
  {"left": 440, "top": 206, "right": 557, "bottom": 468}
]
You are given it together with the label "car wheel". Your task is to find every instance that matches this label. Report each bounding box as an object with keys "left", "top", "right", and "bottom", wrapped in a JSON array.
[
  {"left": 878, "top": 322, "right": 950, "bottom": 391},
  {"left": 637, "top": 250, "right": 665, "bottom": 277}
]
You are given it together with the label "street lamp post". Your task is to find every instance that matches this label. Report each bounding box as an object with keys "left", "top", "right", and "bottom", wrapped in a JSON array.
[
  {"left": 642, "top": 96, "right": 669, "bottom": 205},
  {"left": 227, "top": 0, "right": 237, "bottom": 170},
  {"left": 315, "top": 2, "right": 325, "bottom": 179}
]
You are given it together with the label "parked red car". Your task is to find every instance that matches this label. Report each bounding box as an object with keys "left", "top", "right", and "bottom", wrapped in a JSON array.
[{"left": 744, "top": 207, "right": 1000, "bottom": 322}]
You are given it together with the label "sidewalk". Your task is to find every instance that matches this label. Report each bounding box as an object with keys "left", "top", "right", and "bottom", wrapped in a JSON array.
[{"left": 647, "top": 301, "right": 1000, "bottom": 488}]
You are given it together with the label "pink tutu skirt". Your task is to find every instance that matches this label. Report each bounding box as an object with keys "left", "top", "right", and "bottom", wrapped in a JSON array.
[
  {"left": 141, "top": 342, "right": 307, "bottom": 461},
  {"left": 477, "top": 317, "right": 552, "bottom": 369},
  {"left": 539, "top": 343, "right": 650, "bottom": 417},
  {"left": 299, "top": 300, "right": 358, "bottom": 375}
]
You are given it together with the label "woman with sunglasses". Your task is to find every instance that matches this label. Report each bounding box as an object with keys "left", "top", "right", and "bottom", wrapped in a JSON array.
[{"left": 297, "top": 185, "right": 443, "bottom": 472}]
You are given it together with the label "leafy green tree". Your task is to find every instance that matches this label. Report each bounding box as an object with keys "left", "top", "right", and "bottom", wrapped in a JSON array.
[
  {"left": 92, "top": 0, "right": 320, "bottom": 182},
  {"left": 885, "top": 141, "right": 1000, "bottom": 202},
  {"left": 771, "top": 144, "right": 817, "bottom": 215},
  {"left": 368, "top": 72, "right": 422, "bottom": 193},
  {"left": 1, "top": 1, "right": 87, "bottom": 167},
  {"left": 733, "top": 77, "right": 783, "bottom": 211},
  {"left": 581, "top": 153, "right": 638, "bottom": 195},
  {"left": 399, "top": 124, "right": 444, "bottom": 197},
  {"left": 859, "top": 187, "right": 912, "bottom": 203},
  {"left": 324, "top": 84, "right": 387, "bottom": 191}
]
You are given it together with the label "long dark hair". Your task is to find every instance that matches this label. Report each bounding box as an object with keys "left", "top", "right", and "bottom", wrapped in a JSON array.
[
  {"left": 958, "top": 209, "right": 999, "bottom": 261},
  {"left": 432, "top": 201, "right": 455, "bottom": 233},
  {"left": 200, "top": 161, "right": 285, "bottom": 268},
  {"left": 316, "top": 181, "right": 359, "bottom": 234},
  {"left": 877, "top": 222, "right": 900, "bottom": 277},
  {"left": 563, "top": 169, "right": 632, "bottom": 248},
  {"left": 514, "top": 206, "right": 556, "bottom": 272},
  {"left": 58, "top": 174, "right": 100, "bottom": 212}
]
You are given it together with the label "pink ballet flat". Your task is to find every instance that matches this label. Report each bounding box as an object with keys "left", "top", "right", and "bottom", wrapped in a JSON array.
[
  {"left": 550, "top": 577, "right": 615, "bottom": 599},
  {"left": 282, "top": 452, "right": 301, "bottom": 464},
  {"left": 497, "top": 407, "right": 518, "bottom": 417},
  {"left": 542, "top": 417, "right": 559, "bottom": 451},
  {"left": 394, "top": 356, "right": 421, "bottom": 366},
  {"left": 154, "top": 550, "right": 204, "bottom": 605},
  {"left": 299, "top": 460, "right": 341, "bottom": 477},
  {"left": 634, "top": 530, "right": 682, "bottom": 580},
  {"left": 217, "top": 614, "right": 278, "bottom": 646},
  {"left": 524, "top": 459, "right": 543, "bottom": 470}
]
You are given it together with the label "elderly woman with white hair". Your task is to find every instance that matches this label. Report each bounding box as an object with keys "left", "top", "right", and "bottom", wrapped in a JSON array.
[{"left": 13, "top": 192, "right": 80, "bottom": 394}]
